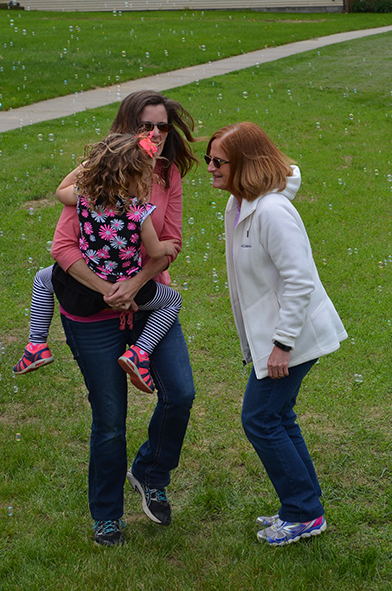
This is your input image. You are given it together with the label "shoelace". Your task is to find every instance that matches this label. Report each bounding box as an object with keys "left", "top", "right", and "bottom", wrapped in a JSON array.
[
  {"left": 94, "top": 519, "right": 125, "bottom": 533},
  {"left": 119, "top": 311, "right": 134, "bottom": 331},
  {"left": 155, "top": 489, "right": 168, "bottom": 502}
]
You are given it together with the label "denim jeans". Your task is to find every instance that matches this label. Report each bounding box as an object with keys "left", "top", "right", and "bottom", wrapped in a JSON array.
[
  {"left": 61, "top": 312, "right": 195, "bottom": 522},
  {"left": 241, "top": 359, "right": 324, "bottom": 523}
]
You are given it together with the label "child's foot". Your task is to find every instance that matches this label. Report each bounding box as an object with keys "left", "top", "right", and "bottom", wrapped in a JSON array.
[
  {"left": 118, "top": 345, "right": 154, "bottom": 393},
  {"left": 13, "top": 343, "right": 54, "bottom": 375}
]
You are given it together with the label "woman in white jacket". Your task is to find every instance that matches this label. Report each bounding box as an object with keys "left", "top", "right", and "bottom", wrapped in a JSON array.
[{"left": 206, "top": 122, "right": 347, "bottom": 546}]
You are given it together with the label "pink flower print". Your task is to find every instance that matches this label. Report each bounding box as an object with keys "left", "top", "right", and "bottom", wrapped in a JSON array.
[
  {"left": 105, "top": 260, "right": 118, "bottom": 272},
  {"left": 119, "top": 245, "right": 137, "bottom": 260},
  {"left": 83, "top": 221, "right": 93, "bottom": 235},
  {"left": 98, "top": 224, "right": 117, "bottom": 241},
  {"left": 127, "top": 221, "right": 137, "bottom": 231},
  {"left": 105, "top": 207, "right": 117, "bottom": 218},
  {"left": 91, "top": 209, "right": 108, "bottom": 223},
  {"left": 81, "top": 208, "right": 89, "bottom": 218},
  {"left": 122, "top": 261, "right": 131, "bottom": 268},
  {"left": 127, "top": 206, "right": 143, "bottom": 222},
  {"left": 110, "top": 218, "right": 125, "bottom": 232},
  {"left": 126, "top": 266, "right": 139, "bottom": 276},
  {"left": 130, "top": 232, "right": 139, "bottom": 244},
  {"left": 97, "top": 247, "right": 111, "bottom": 259},
  {"left": 96, "top": 265, "right": 110, "bottom": 277},
  {"left": 85, "top": 249, "right": 100, "bottom": 264},
  {"left": 79, "top": 196, "right": 90, "bottom": 208},
  {"left": 110, "top": 235, "right": 127, "bottom": 250},
  {"left": 79, "top": 236, "right": 89, "bottom": 251}
]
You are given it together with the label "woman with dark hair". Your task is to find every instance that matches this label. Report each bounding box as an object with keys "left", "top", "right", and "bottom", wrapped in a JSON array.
[
  {"left": 50, "top": 91, "right": 198, "bottom": 546},
  {"left": 206, "top": 122, "right": 347, "bottom": 546}
]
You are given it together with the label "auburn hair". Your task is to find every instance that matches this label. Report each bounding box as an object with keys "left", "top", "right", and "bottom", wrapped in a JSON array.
[{"left": 207, "top": 122, "right": 295, "bottom": 201}]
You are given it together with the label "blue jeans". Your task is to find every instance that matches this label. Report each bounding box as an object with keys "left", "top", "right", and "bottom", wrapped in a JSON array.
[
  {"left": 241, "top": 360, "right": 324, "bottom": 523},
  {"left": 61, "top": 313, "right": 195, "bottom": 522}
]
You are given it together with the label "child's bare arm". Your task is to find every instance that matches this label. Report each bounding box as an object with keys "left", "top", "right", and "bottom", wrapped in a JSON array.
[
  {"left": 56, "top": 164, "right": 84, "bottom": 205},
  {"left": 140, "top": 215, "right": 181, "bottom": 260}
]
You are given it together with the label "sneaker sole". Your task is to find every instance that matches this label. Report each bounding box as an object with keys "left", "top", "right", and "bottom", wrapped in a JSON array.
[
  {"left": 13, "top": 356, "right": 54, "bottom": 375},
  {"left": 118, "top": 357, "right": 154, "bottom": 394},
  {"left": 263, "top": 520, "right": 327, "bottom": 546},
  {"left": 127, "top": 470, "right": 163, "bottom": 524}
]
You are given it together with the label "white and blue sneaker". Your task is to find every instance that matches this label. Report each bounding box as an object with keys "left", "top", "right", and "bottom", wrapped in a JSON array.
[
  {"left": 256, "top": 513, "right": 279, "bottom": 528},
  {"left": 257, "top": 516, "right": 327, "bottom": 546}
]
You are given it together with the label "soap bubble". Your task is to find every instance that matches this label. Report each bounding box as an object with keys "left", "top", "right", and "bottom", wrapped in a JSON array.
[
  {"left": 186, "top": 256, "right": 191, "bottom": 263},
  {"left": 354, "top": 374, "right": 363, "bottom": 383},
  {"left": 48, "top": 133, "right": 54, "bottom": 142},
  {"left": 182, "top": 282, "right": 188, "bottom": 291},
  {"left": 145, "top": 52, "right": 150, "bottom": 58},
  {"left": 349, "top": 113, "right": 354, "bottom": 120},
  {"left": 188, "top": 217, "right": 195, "bottom": 225},
  {"left": 242, "top": 91, "right": 248, "bottom": 99},
  {"left": 7, "top": 506, "right": 13, "bottom": 517},
  {"left": 46, "top": 241, "right": 53, "bottom": 251},
  {"left": 347, "top": 248, "right": 353, "bottom": 255},
  {"left": 122, "top": 51, "right": 126, "bottom": 57},
  {"left": 37, "top": 134, "right": 43, "bottom": 141},
  {"left": 16, "top": 433, "right": 21, "bottom": 441}
]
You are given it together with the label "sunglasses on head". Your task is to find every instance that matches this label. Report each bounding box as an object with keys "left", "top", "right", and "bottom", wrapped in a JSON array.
[
  {"left": 138, "top": 121, "right": 173, "bottom": 133},
  {"left": 204, "top": 155, "right": 230, "bottom": 168}
]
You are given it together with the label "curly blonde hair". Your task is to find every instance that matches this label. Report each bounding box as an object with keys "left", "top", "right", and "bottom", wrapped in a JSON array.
[{"left": 76, "top": 133, "right": 156, "bottom": 210}]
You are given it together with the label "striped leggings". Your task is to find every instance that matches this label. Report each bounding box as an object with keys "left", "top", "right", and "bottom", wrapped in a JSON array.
[{"left": 29, "top": 265, "right": 182, "bottom": 354}]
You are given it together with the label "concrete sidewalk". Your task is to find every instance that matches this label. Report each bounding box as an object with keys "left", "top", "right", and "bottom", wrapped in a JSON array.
[{"left": 1, "top": 25, "right": 391, "bottom": 133}]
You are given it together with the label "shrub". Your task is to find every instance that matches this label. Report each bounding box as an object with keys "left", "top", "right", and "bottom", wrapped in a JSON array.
[{"left": 352, "top": 0, "right": 392, "bottom": 11}]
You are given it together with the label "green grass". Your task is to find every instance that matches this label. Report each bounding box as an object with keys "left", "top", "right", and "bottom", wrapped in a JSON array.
[
  {"left": 1, "top": 10, "right": 392, "bottom": 109},
  {"left": 1, "top": 15, "right": 392, "bottom": 591}
]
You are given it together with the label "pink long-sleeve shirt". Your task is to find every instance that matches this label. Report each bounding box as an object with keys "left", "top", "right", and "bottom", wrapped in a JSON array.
[{"left": 51, "top": 162, "right": 183, "bottom": 321}]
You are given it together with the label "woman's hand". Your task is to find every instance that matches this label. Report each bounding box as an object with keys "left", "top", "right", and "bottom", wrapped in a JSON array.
[
  {"left": 103, "top": 276, "right": 141, "bottom": 308},
  {"left": 267, "top": 346, "right": 290, "bottom": 380}
]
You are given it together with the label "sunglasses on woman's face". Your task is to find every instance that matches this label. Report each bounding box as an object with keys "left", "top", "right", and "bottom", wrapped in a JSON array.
[
  {"left": 138, "top": 121, "right": 173, "bottom": 133},
  {"left": 204, "top": 155, "right": 230, "bottom": 169}
]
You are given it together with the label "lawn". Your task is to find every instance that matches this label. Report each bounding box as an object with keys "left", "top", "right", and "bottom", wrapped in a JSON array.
[
  {"left": 0, "top": 9, "right": 392, "bottom": 109},
  {"left": 1, "top": 13, "right": 392, "bottom": 591}
]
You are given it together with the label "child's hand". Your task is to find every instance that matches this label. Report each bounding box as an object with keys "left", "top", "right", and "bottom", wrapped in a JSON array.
[{"left": 162, "top": 240, "right": 181, "bottom": 258}]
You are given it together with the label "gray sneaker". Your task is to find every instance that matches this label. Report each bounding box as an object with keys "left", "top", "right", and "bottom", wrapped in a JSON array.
[
  {"left": 257, "top": 516, "right": 327, "bottom": 546},
  {"left": 93, "top": 519, "right": 125, "bottom": 546},
  {"left": 256, "top": 513, "right": 279, "bottom": 528},
  {"left": 128, "top": 470, "right": 171, "bottom": 526}
]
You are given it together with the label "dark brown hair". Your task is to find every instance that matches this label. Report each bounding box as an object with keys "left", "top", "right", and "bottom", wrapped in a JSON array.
[
  {"left": 76, "top": 133, "right": 155, "bottom": 210},
  {"left": 110, "top": 90, "right": 199, "bottom": 187},
  {"left": 207, "top": 122, "right": 294, "bottom": 201}
]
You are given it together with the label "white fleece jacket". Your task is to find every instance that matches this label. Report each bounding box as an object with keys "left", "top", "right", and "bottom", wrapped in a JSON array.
[{"left": 225, "top": 165, "right": 347, "bottom": 379}]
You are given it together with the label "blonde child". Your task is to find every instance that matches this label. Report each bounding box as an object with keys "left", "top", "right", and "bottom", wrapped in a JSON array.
[{"left": 14, "top": 133, "right": 181, "bottom": 394}]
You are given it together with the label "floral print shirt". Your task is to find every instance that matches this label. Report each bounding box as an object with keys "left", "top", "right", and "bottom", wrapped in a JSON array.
[{"left": 77, "top": 195, "right": 156, "bottom": 282}]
